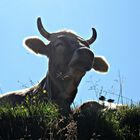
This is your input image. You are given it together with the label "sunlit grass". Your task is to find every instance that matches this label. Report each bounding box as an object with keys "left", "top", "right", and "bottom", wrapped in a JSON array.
[{"left": 0, "top": 91, "right": 139, "bottom": 139}]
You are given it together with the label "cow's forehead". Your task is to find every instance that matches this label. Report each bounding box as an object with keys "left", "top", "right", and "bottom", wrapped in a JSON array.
[{"left": 51, "top": 30, "right": 84, "bottom": 41}]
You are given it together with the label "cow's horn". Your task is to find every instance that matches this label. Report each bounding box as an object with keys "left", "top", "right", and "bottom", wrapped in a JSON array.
[
  {"left": 37, "top": 17, "right": 51, "bottom": 40},
  {"left": 86, "top": 28, "right": 97, "bottom": 45}
]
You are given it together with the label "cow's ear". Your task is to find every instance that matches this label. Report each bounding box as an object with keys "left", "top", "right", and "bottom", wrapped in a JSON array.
[
  {"left": 24, "top": 37, "right": 50, "bottom": 56},
  {"left": 93, "top": 56, "right": 109, "bottom": 73}
]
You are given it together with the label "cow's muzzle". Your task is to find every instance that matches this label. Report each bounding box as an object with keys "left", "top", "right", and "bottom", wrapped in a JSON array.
[{"left": 68, "top": 47, "right": 94, "bottom": 73}]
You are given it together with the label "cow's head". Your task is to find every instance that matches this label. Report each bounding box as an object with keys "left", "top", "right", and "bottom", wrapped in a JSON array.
[{"left": 24, "top": 17, "right": 109, "bottom": 110}]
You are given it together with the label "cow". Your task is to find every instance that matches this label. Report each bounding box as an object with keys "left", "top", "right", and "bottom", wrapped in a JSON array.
[{"left": 0, "top": 17, "right": 109, "bottom": 114}]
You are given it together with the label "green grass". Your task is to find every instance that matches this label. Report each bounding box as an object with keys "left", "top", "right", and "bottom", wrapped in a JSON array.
[
  {"left": 99, "top": 105, "right": 140, "bottom": 139},
  {"left": 0, "top": 100, "right": 59, "bottom": 139},
  {"left": 0, "top": 98, "right": 140, "bottom": 139}
]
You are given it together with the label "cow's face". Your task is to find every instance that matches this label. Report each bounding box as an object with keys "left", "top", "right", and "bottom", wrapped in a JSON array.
[{"left": 24, "top": 17, "right": 109, "bottom": 103}]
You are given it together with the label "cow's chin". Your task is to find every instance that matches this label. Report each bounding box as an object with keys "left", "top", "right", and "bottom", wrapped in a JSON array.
[{"left": 60, "top": 68, "right": 86, "bottom": 98}]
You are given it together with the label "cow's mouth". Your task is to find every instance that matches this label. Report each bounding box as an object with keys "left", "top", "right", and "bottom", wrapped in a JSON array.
[{"left": 56, "top": 72, "right": 71, "bottom": 80}]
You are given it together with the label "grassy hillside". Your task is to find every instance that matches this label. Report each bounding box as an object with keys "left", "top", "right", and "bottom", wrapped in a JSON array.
[{"left": 0, "top": 99, "right": 140, "bottom": 139}]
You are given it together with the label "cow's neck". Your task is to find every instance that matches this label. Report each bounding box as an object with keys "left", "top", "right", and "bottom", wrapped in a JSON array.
[
  {"left": 36, "top": 70, "right": 77, "bottom": 105},
  {"left": 29, "top": 70, "right": 79, "bottom": 115},
  {"left": 36, "top": 72, "right": 64, "bottom": 99}
]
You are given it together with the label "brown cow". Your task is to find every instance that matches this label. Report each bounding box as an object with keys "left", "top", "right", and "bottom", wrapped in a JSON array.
[{"left": 0, "top": 17, "right": 109, "bottom": 114}]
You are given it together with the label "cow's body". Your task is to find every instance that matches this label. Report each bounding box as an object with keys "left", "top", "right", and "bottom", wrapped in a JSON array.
[{"left": 0, "top": 17, "right": 109, "bottom": 113}]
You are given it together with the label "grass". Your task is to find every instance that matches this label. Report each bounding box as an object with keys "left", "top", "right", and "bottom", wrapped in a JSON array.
[
  {"left": 0, "top": 95, "right": 140, "bottom": 139},
  {"left": 74, "top": 104, "right": 140, "bottom": 140},
  {"left": 0, "top": 100, "right": 59, "bottom": 139}
]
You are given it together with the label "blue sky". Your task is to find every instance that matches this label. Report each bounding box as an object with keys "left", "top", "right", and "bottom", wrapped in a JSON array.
[{"left": 0, "top": 0, "right": 140, "bottom": 104}]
